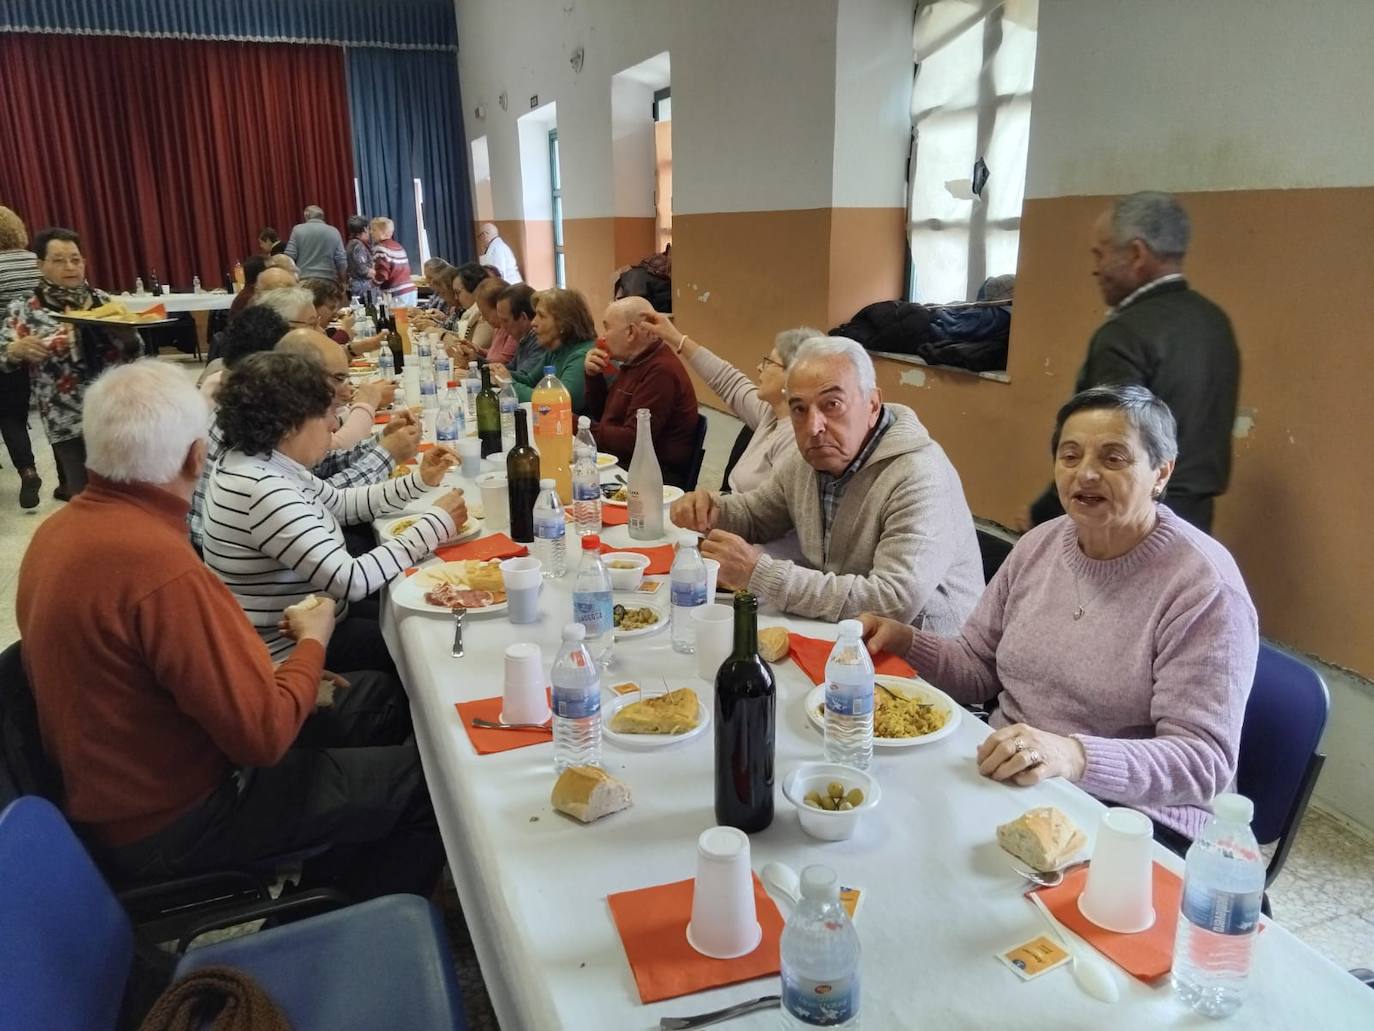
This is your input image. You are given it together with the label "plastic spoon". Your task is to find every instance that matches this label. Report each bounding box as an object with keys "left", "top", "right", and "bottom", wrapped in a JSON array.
[
  {"left": 761, "top": 861, "right": 801, "bottom": 907},
  {"left": 1027, "top": 892, "right": 1120, "bottom": 1003}
]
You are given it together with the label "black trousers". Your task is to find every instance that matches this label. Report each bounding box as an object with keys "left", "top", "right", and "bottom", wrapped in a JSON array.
[
  {"left": 51, "top": 436, "right": 88, "bottom": 494},
  {"left": 100, "top": 670, "right": 444, "bottom": 901},
  {"left": 0, "top": 367, "right": 35, "bottom": 470},
  {"left": 326, "top": 603, "right": 398, "bottom": 680}
]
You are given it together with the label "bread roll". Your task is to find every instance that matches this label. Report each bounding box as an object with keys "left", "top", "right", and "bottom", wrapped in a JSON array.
[
  {"left": 551, "top": 766, "right": 633, "bottom": 823},
  {"left": 758, "top": 626, "right": 790, "bottom": 663},
  {"left": 286, "top": 595, "right": 325, "bottom": 615},
  {"left": 996, "top": 807, "right": 1086, "bottom": 872}
]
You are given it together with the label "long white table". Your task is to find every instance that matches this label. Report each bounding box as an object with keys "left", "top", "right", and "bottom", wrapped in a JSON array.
[
  {"left": 379, "top": 470, "right": 1374, "bottom": 1030},
  {"left": 121, "top": 291, "right": 235, "bottom": 313}
]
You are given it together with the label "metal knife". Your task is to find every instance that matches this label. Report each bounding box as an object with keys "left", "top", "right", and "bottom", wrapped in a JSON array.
[
  {"left": 658, "top": 995, "right": 781, "bottom": 1030},
  {"left": 450, "top": 608, "right": 464, "bottom": 658}
]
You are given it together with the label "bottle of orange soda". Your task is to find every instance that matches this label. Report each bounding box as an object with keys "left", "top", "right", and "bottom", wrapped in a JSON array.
[{"left": 532, "top": 364, "right": 573, "bottom": 503}]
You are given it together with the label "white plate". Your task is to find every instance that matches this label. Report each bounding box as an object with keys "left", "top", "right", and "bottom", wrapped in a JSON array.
[
  {"left": 612, "top": 604, "right": 667, "bottom": 640},
  {"left": 596, "top": 452, "right": 620, "bottom": 469},
  {"left": 602, "top": 484, "right": 685, "bottom": 509},
  {"left": 390, "top": 562, "right": 509, "bottom": 616},
  {"left": 804, "top": 675, "right": 961, "bottom": 748},
  {"left": 379, "top": 514, "right": 481, "bottom": 544},
  {"left": 602, "top": 692, "right": 710, "bottom": 751}
]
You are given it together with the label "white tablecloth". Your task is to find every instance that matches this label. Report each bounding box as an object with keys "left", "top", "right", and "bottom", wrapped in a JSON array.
[
  {"left": 379, "top": 469, "right": 1374, "bottom": 1030},
  {"left": 121, "top": 291, "right": 234, "bottom": 313}
]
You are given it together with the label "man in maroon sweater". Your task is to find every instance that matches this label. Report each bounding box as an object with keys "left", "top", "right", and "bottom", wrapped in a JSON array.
[
  {"left": 585, "top": 296, "right": 700, "bottom": 487},
  {"left": 16, "top": 359, "right": 443, "bottom": 900}
]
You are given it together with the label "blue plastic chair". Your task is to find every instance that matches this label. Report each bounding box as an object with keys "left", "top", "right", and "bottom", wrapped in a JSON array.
[
  {"left": 1236, "top": 642, "right": 1330, "bottom": 891},
  {"left": 0, "top": 796, "right": 467, "bottom": 1031}
]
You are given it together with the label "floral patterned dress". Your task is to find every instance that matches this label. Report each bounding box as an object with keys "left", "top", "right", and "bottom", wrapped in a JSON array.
[{"left": 0, "top": 289, "right": 142, "bottom": 444}]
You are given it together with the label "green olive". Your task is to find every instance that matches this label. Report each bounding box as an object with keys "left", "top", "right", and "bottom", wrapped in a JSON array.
[
  {"left": 826, "top": 781, "right": 845, "bottom": 799},
  {"left": 845, "top": 788, "right": 865, "bottom": 807},
  {"left": 837, "top": 800, "right": 854, "bottom": 811},
  {"left": 804, "top": 791, "right": 823, "bottom": 807},
  {"left": 819, "top": 794, "right": 839, "bottom": 811}
]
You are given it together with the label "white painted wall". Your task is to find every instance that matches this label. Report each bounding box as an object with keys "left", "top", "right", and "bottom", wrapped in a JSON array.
[
  {"left": 469, "top": 136, "right": 493, "bottom": 221},
  {"left": 610, "top": 63, "right": 659, "bottom": 219},
  {"left": 1027, "top": 0, "right": 1374, "bottom": 198},
  {"left": 517, "top": 103, "right": 557, "bottom": 222},
  {"left": 832, "top": 0, "right": 916, "bottom": 208},
  {"left": 456, "top": 0, "right": 841, "bottom": 219}
]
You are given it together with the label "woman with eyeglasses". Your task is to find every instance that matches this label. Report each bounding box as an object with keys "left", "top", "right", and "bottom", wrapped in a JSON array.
[{"left": 644, "top": 314, "right": 820, "bottom": 494}]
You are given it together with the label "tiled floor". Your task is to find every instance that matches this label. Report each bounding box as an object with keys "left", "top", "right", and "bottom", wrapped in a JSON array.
[{"left": 2, "top": 363, "right": 1370, "bottom": 993}]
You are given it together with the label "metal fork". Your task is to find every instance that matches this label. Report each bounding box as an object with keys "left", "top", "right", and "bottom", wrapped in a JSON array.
[
  {"left": 659, "top": 994, "right": 781, "bottom": 1030},
  {"left": 450, "top": 608, "right": 464, "bottom": 658}
]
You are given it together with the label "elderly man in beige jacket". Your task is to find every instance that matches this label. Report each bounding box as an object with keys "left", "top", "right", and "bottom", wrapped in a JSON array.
[{"left": 671, "top": 337, "right": 983, "bottom": 629}]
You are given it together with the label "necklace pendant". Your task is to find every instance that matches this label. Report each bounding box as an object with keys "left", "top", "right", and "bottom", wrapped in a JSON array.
[{"left": 1073, "top": 606, "right": 1085, "bottom": 621}]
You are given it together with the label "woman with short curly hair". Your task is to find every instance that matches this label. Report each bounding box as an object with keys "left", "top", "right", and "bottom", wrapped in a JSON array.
[
  {"left": 204, "top": 352, "right": 466, "bottom": 670},
  {"left": 0, "top": 205, "right": 43, "bottom": 506}
]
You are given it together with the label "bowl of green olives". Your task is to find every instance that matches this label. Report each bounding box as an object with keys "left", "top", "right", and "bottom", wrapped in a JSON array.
[{"left": 781, "top": 763, "right": 881, "bottom": 841}]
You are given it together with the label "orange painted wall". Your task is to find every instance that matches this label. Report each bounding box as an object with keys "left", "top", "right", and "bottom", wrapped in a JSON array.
[
  {"left": 521, "top": 219, "right": 555, "bottom": 290},
  {"left": 562, "top": 217, "right": 616, "bottom": 322},
  {"left": 614, "top": 217, "right": 657, "bottom": 270}
]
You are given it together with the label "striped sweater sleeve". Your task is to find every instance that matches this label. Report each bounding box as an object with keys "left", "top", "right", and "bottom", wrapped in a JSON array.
[{"left": 244, "top": 472, "right": 454, "bottom": 602}]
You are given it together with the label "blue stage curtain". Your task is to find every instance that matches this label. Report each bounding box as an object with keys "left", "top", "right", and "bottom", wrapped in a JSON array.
[
  {"left": 0, "top": 0, "right": 456, "bottom": 50},
  {"left": 346, "top": 46, "right": 475, "bottom": 267}
]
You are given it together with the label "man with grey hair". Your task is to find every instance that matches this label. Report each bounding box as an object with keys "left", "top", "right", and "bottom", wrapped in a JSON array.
[
  {"left": 477, "top": 222, "right": 522, "bottom": 283},
  {"left": 672, "top": 336, "right": 984, "bottom": 626},
  {"left": 17, "top": 359, "right": 447, "bottom": 901},
  {"left": 1026, "top": 191, "right": 1239, "bottom": 533},
  {"left": 284, "top": 204, "right": 347, "bottom": 284}
]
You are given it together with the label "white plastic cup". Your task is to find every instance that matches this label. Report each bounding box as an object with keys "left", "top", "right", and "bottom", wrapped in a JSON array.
[
  {"left": 685, "top": 826, "right": 761, "bottom": 959},
  {"left": 478, "top": 472, "right": 509, "bottom": 530},
  {"left": 458, "top": 437, "right": 482, "bottom": 478},
  {"left": 691, "top": 604, "right": 735, "bottom": 683},
  {"left": 500, "top": 556, "right": 543, "bottom": 625},
  {"left": 1077, "top": 807, "right": 1157, "bottom": 933},
  {"left": 702, "top": 558, "right": 720, "bottom": 599},
  {"left": 501, "top": 641, "right": 549, "bottom": 724}
]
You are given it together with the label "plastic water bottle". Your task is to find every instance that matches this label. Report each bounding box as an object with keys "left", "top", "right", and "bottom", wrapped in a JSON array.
[
  {"left": 419, "top": 363, "right": 437, "bottom": 409},
  {"left": 780, "top": 865, "right": 861, "bottom": 1029},
  {"left": 377, "top": 345, "right": 394, "bottom": 381},
  {"left": 191, "top": 274, "right": 202, "bottom": 294},
  {"left": 1172, "top": 793, "right": 1265, "bottom": 1018},
  {"left": 572, "top": 416, "right": 602, "bottom": 536},
  {"left": 572, "top": 535, "right": 615, "bottom": 668},
  {"left": 436, "top": 348, "right": 453, "bottom": 386},
  {"left": 499, "top": 379, "right": 519, "bottom": 450},
  {"left": 465, "top": 362, "right": 482, "bottom": 427},
  {"left": 670, "top": 536, "right": 708, "bottom": 654},
  {"left": 393, "top": 381, "right": 407, "bottom": 412},
  {"left": 824, "top": 620, "right": 875, "bottom": 770},
  {"left": 532, "top": 478, "right": 567, "bottom": 578},
  {"left": 551, "top": 623, "right": 602, "bottom": 772},
  {"left": 436, "top": 390, "right": 460, "bottom": 451},
  {"left": 134, "top": 276, "right": 144, "bottom": 295}
]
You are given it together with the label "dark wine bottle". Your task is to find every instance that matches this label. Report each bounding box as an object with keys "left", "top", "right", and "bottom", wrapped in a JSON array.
[
  {"left": 476, "top": 363, "right": 502, "bottom": 457},
  {"left": 714, "top": 591, "right": 776, "bottom": 833},
  {"left": 148, "top": 269, "right": 162, "bottom": 297},
  {"left": 506, "top": 408, "right": 541, "bottom": 543},
  {"left": 365, "top": 290, "right": 378, "bottom": 322}
]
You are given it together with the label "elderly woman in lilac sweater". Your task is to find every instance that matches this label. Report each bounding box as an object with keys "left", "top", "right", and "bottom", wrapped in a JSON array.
[{"left": 862, "top": 385, "right": 1258, "bottom": 842}]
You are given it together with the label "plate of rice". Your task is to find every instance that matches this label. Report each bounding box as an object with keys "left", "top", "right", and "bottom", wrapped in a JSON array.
[{"left": 805, "top": 675, "right": 959, "bottom": 748}]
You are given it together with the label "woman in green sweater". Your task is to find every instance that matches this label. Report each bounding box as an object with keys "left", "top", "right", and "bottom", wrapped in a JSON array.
[{"left": 491, "top": 287, "right": 597, "bottom": 413}]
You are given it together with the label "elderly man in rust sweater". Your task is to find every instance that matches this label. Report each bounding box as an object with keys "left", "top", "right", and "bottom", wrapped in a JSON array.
[
  {"left": 585, "top": 296, "right": 700, "bottom": 487},
  {"left": 15, "top": 359, "right": 443, "bottom": 900}
]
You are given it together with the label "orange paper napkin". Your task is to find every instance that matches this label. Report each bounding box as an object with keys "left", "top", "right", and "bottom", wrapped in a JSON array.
[
  {"left": 1030, "top": 862, "right": 1182, "bottom": 981},
  {"left": 607, "top": 873, "right": 784, "bottom": 1004},
  {"left": 454, "top": 693, "right": 551, "bottom": 755},
  {"left": 599, "top": 542, "right": 675, "bottom": 575},
  {"left": 435, "top": 533, "right": 529, "bottom": 563},
  {"left": 600, "top": 505, "right": 629, "bottom": 527},
  {"left": 374, "top": 413, "right": 391, "bottom": 425},
  {"left": 787, "top": 633, "right": 916, "bottom": 685}
]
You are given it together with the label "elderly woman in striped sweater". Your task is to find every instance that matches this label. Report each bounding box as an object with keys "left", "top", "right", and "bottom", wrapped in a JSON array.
[{"left": 203, "top": 352, "right": 466, "bottom": 674}]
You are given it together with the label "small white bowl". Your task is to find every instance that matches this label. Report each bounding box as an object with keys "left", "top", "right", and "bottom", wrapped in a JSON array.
[
  {"left": 782, "top": 763, "right": 881, "bottom": 842},
  {"left": 602, "top": 552, "right": 650, "bottom": 591}
]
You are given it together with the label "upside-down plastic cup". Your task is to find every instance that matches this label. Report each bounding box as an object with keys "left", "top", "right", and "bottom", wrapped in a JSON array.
[
  {"left": 478, "top": 472, "right": 509, "bottom": 529},
  {"left": 500, "top": 556, "right": 544, "bottom": 625},
  {"left": 501, "top": 642, "right": 549, "bottom": 725},
  {"left": 691, "top": 604, "right": 735, "bottom": 682},
  {"left": 1077, "top": 807, "right": 1157, "bottom": 932},
  {"left": 702, "top": 558, "right": 721, "bottom": 599},
  {"left": 685, "top": 826, "right": 762, "bottom": 959}
]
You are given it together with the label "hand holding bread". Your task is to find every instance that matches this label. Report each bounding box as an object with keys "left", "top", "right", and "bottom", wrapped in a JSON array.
[{"left": 280, "top": 594, "right": 335, "bottom": 646}]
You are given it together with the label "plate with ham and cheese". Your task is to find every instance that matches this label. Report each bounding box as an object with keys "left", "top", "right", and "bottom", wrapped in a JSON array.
[{"left": 391, "top": 560, "right": 509, "bottom": 616}]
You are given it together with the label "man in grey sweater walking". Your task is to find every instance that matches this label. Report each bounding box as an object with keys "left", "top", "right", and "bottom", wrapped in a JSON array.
[
  {"left": 284, "top": 205, "right": 347, "bottom": 284},
  {"left": 671, "top": 337, "right": 983, "bottom": 629}
]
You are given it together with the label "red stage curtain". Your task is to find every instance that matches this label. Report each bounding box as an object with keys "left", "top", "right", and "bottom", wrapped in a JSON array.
[{"left": 0, "top": 34, "right": 354, "bottom": 292}]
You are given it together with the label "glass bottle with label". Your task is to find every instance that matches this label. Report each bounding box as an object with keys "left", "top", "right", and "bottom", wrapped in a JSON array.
[{"left": 627, "top": 408, "right": 664, "bottom": 540}]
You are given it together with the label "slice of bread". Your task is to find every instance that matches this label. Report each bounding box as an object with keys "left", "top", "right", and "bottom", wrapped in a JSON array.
[
  {"left": 551, "top": 766, "right": 633, "bottom": 823},
  {"left": 996, "top": 806, "right": 1087, "bottom": 872}
]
